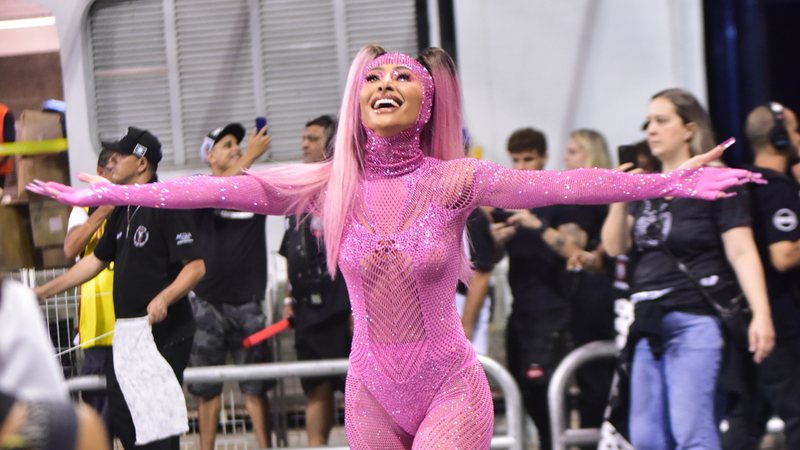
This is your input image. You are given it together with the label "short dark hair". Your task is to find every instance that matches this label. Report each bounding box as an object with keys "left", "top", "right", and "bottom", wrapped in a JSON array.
[
  {"left": 306, "top": 115, "right": 337, "bottom": 156},
  {"left": 97, "top": 146, "right": 115, "bottom": 168},
  {"left": 507, "top": 127, "right": 547, "bottom": 155}
]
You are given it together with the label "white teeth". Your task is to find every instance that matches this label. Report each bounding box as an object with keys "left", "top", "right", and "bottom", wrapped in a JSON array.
[{"left": 373, "top": 98, "right": 400, "bottom": 109}]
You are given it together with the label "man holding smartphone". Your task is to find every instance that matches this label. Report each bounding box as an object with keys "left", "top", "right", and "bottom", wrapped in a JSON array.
[{"left": 189, "top": 122, "right": 273, "bottom": 450}]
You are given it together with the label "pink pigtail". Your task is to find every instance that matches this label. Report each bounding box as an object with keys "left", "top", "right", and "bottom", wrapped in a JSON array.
[
  {"left": 320, "top": 45, "right": 385, "bottom": 275},
  {"left": 419, "top": 48, "right": 464, "bottom": 161}
]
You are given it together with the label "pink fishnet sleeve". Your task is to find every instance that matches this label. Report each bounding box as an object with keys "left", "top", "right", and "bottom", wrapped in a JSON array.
[
  {"left": 29, "top": 174, "right": 295, "bottom": 215},
  {"left": 470, "top": 159, "right": 755, "bottom": 209}
]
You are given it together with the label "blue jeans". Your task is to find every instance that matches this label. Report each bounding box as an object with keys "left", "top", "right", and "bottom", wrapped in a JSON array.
[{"left": 629, "top": 311, "right": 723, "bottom": 450}]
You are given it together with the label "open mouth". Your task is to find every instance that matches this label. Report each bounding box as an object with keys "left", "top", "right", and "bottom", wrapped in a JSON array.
[{"left": 371, "top": 96, "right": 402, "bottom": 112}]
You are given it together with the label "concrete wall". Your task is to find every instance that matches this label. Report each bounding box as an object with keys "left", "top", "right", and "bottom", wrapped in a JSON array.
[{"left": 455, "top": 0, "right": 706, "bottom": 169}]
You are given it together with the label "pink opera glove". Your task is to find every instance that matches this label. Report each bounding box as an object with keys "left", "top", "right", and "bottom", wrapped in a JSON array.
[
  {"left": 478, "top": 162, "right": 764, "bottom": 210},
  {"left": 26, "top": 174, "right": 293, "bottom": 215}
]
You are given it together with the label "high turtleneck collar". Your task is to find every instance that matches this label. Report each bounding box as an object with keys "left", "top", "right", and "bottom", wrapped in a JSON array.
[
  {"left": 363, "top": 126, "right": 425, "bottom": 178},
  {"left": 359, "top": 52, "right": 433, "bottom": 179}
]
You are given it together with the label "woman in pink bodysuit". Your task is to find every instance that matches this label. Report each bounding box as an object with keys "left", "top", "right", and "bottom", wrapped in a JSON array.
[{"left": 30, "top": 45, "right": 763, "bottom": 449}]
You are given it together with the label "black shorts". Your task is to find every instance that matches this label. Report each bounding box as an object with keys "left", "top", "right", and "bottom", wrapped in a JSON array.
[
  {"left": 506, "top": 306, "right": 571, "bottom": 387},
  {"left": 187, "top": 296, "right": 275, "bottom": 398},
  {"left": 295, "top": 313, "right": 351, "bottom": 395}
]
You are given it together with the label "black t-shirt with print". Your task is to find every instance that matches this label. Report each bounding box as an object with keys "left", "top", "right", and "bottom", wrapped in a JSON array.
[
  {"left": 194, "top": 209, "right": 267, "bottom": 305},
  {"left": 628, "top": 188, "right": 751, "bottom": 308},
  {"left": 94, "top": 201, "right": 202, "bottom": 343},
  {"left": 746, "top": 166, "right": 800, "bottom": 339}
]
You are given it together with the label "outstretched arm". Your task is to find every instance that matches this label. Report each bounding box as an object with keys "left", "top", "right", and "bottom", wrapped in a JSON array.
[
  {"left": 475, "top": 139, "right": 759, "bottom": 209},
  {"left": 27, "top": 174, "right": 295, "bottom": 216},
  {"left": 473, "top": 161, "right": 761, "bottom": 210}
]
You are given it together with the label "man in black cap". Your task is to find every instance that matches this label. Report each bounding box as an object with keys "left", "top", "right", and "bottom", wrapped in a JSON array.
[
  {"left": 198, "top": 122, "right": 270, "bottom": 176},
  {"left": 36, "top": 127, "right": 206, "bottom": 450},
  {"left": 188, "top": 122, "right": 273, "bottom": 450}
]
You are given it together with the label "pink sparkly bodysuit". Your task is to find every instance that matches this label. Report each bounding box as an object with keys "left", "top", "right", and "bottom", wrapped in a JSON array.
[{"left": 35, "top": 54, "right": 755, "bottom": 450}]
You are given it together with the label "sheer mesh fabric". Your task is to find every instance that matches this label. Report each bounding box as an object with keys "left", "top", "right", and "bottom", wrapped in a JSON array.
[{"left": 414, "top": 363, "right": 493, "bottom": 449}]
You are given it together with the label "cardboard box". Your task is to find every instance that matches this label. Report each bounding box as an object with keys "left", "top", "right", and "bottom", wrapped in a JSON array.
[
  {"left": 28, "top": 198, "right": 71, "bottom": 247},
  {"left": 18, "top": 110, "right": 63, "bottom": 141},
  {"left": 4, "top": 110, "right": 69, "bottom": 202},
  {"left": 0, "top": 204, "right": 35, "bottom": 270},
  {"left": 37, "top": 245, "right": 71, "bottom": 269}
]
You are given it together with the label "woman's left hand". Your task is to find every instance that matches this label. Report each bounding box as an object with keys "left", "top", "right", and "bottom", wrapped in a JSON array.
[{"left": 749, "top": 312, "right": 775, "bottom": 364}]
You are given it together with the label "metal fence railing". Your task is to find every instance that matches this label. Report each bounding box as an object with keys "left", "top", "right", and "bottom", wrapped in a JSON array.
[
  {"left": 548, "top": 340, "right": 618, "bottom": 450},
  {"left": 67, "top": 356, "right": 525, "bottom": 450}
]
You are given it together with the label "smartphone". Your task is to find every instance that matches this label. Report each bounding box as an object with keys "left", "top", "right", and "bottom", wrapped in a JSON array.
[
  {"left": 617, "top": 145, "right": 637, "bottom": 168},
  {"left": 490, "top": 208, "right": 515, "bottom": 223},
  {"left": 255, "top": 116, "right": 268, "bottom": 133}
]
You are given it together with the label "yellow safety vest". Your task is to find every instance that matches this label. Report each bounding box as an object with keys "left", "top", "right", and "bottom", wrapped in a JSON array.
[{"left": 78, "top": 209, "right": 115, "bottom": 347}]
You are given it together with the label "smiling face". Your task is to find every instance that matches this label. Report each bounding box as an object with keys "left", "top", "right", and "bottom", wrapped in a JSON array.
[
  {"left": 207, "top": 134, "right": 241, "bottom": 173},
  {"left": 359, "top": 63, "right": 425, "bottom": 137}
]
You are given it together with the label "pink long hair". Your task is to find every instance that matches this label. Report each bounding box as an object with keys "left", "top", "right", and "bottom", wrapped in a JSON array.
[{"left": 249, "top": 45, "right": 466, "bottom": 275}]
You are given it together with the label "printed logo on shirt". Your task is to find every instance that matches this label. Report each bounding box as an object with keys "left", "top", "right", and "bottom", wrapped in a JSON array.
[
  {"left": 773, "top": 208, "right": 798, "bottom": 232},
  {"left": 217, "top": 210, "right": 254, "bottom": 220},
  {"left": 133, "top": 226, "right": 149, "bottom": 248},
  {"left": 633, "top": 200, "right": 672, "bottom": 249},
  {"left": 176, "top": 232, "right": 194, "bottom": 246}
]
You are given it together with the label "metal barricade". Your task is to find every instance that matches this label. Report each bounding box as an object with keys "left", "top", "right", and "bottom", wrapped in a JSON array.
[
  {"left": 67, "top": 356, "right": 525, "bottom": 449},
  {"left": 547, "top": 340, "right": 618, "bottom": 450}
]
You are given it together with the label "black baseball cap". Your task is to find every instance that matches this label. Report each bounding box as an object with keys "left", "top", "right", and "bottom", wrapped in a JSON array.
[
  {"left": 199, "top": 123, "right": 245, "bottom": 160},
  {"left": 106, "top": 127, "right": 162, "bottom": 166}
]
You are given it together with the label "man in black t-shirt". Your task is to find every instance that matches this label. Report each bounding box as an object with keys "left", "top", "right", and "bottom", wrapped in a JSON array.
[
  {"left": 35, "top": 127, "right": 206, "bottom": 450},
  {"left": 188, "top": 122, "right": 273, "bottom": 450},
  {"left": 490, "top": 127, "right": 585, "bottom": 450},
  {"left": 722, "top": 103, "right": 800, "bottom": 450},
  {"left": 279, "top": 115, "right": 351, "bottom": 446}
]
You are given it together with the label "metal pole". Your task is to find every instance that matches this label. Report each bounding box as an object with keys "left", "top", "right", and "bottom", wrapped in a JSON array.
[{"left": 67, "top": 356, "right": 525, "bottom": 449}]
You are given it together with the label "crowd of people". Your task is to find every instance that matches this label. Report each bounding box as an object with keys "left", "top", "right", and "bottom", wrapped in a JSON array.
[{"left": 7, "top": 43, "right": 799, "bottom": 450}]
